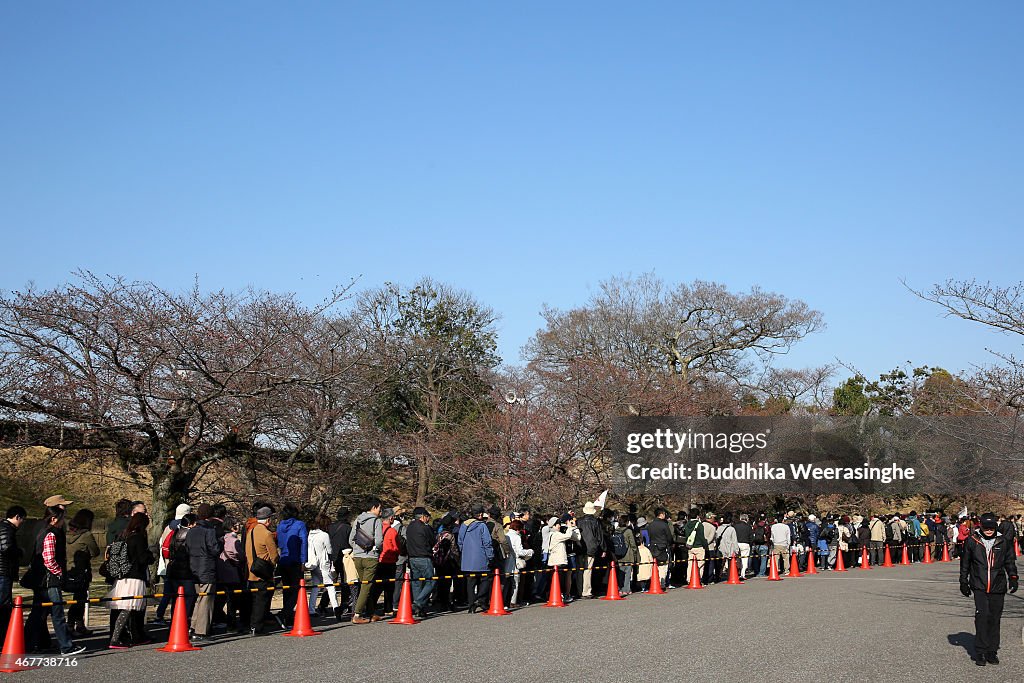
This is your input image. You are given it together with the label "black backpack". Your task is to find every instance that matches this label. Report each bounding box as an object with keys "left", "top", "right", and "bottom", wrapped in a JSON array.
[
  {"left": 752, "top": 525, "right": 767, "bottom": 545},
  {"left": 611, "top": 530, "right": 628, "bottom": 559}
]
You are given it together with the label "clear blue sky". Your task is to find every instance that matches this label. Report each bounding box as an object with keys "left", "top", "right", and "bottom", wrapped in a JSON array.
[{"left": 3, "top": 3, "right": 1022, "bottom": 382}]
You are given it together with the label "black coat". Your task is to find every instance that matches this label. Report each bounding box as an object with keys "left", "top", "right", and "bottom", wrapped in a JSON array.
[
  {"left": 0, "top": 520, "right": 20, "bottom": 579},
  {"left": 959, "top": 531, "right": 1018, "bottom": 594},
  {"left": 185, "top": 520, "right": 221, "bottom": 584},
  {"left": 647, "top": 518, "right": 674, "bottom": 563},
  {"left": 578, "top": 515, "right": 604, "bottom": 558},
  {"left": 327, "top": 520, "right": 351, "bottom": 569},
  {"left": 124, "top": 532, "right": 155, "bottom": 582},
  {"left": 30, "top": 525, "right": 66, "bottom": 589}
]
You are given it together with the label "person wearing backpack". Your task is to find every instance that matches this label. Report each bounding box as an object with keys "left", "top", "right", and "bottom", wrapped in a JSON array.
[
  {"left": 24, "top": 506, "right": 85, "bottom": 657},
  {"left": 646, "top": 508, "right": 675, "bottom": 590},
  {"left": 431, "top": 512, "right": 462, "bottom": 612},
  {"left": 349, "top": 499, "right": 384, "bottom": 624},
  {"left": 103, "top": 512, "right": 154, "bottom": 648},
  {"left": 152, "top": 503, "right": 191, "bottom": 626},
  {"left": 164, "top": 513, "right": 198, "bottom": 625},
  {"left": 405, "top": 507, "right": 436, "bottom": 618}
]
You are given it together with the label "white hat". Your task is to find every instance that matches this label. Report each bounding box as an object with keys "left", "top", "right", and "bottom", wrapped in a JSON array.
[
  {"left": 548, "top": 516, "right": 560, "bottom": 526},
  {"left": 175, "top": 503, "right": 192, "bottom": 518},
  {"left": 583, "top": 502, "right": 597, "bottom": 515},
  {"left": 808, "top": 514, "right": 817, "bottom": 522}
]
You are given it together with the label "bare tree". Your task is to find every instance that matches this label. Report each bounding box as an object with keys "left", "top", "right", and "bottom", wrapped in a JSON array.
[
  {"left": 527, "top": 274, "right": 824, "bottom": 387},
  {"left": 0, "top": 272, "right": 361, "bottom": 534}
]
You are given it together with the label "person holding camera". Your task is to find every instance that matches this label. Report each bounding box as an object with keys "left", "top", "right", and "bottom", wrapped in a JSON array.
[{"left": 546, "top": 514, "right": 579, "bottom": 604}]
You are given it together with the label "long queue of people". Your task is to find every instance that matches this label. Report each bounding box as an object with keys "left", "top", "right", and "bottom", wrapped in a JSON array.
[{"left": 3, "top": 493, "right": 1024, "bottom": 657}]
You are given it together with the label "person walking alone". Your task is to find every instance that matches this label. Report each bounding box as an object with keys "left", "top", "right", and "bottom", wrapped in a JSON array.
[{"left": 960, "top": 512, "right": 1018, "bottom": 666}]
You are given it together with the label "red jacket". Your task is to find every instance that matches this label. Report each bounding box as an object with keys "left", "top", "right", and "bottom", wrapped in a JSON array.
[{"left": 379, "top": 525, "right": 401, "bottom": 564}]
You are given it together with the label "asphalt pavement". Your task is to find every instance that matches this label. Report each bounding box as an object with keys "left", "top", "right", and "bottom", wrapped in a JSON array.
[{"left": 11, "top": 561, "right": 1024, "bottom": 682}]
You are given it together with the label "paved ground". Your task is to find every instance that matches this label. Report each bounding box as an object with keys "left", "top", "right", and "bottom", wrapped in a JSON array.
[{"left": 11, "top": 561, "right": 1024, "bottom": 682}]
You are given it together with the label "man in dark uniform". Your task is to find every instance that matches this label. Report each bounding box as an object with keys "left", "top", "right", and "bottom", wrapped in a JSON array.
[{"left": 960, "top": 512, "right": 1018, "bottom": 666}]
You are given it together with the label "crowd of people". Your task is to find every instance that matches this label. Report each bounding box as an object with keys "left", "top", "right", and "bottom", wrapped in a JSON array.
[{"left": 2, "top": 492, "right": 1023, "bottom": 658}]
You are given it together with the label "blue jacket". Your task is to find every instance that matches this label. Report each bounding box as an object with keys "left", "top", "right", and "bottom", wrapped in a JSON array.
[
  {"left": 805, "top": 521, "right": 820, "bottom": 546},
  {"left": 276, "top": 517, "right": 308, "bottom": 566},
  {"left": 458, "top": 519, "right": 493, "bottom": 572}
]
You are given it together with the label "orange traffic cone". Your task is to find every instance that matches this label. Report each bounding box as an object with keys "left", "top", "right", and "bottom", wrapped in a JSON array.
[
  {"left": 0, "top": 596, "right": 36, "bottom": 673},
  {"left": 685, "top": 556, "right": 704, "bottom": 589},
  {"left": 158, "top": 586, "right": 201, "bottom": 652},
  {"left": 806, "top": 549, "right": 818, "bottom": 575},
  {"left": 283, "top": 580, "right": 321, "bottom": 636},
  {"left": 922, "top": 542, "right": 933, "bottom": 564},
  {"left": 788, "top": 550, "right": 802, "bottom": 577},
  {"left": 766, "top": 552, "right": 783, "bottom": 581},
  {"left": 600, "top": 561, "right": 626, "bottom": 600},
  {"left": 834, "top": 548, "right": 847, "bottom": 572},
  {"left": 543, "top": 568, "right": 567, "bottom": 608},
  {"left": 648, "top": 559, "right": 666, "bottom": 594},
  {"left": 882, "top": 545, "right": 894, "bottom": 567},
  {"left": 725, "top": 553, "right": 742, "bottom": 584},
  {"left": 900, "top": 544, "right": 911, "bottom": 565},
  {"left": 389, "top": 568, "right": 419, "bottom": 625},
  {"left": 941, "top": 542, "right": 952, "bottom": 562},
  {"left": 860, "top": 546, "right": 871, "bottom": 569},
  {"left": 482, "top": 568, "right": 511, "bottom": 616}
]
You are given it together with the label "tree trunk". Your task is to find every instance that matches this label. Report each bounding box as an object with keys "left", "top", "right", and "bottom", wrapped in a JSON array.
[
  {"left": 416, "top": 455, "right": 429, "bottom": 507},
  {"left": 149, "top": 454, "right": 194, "bottom": 545}
]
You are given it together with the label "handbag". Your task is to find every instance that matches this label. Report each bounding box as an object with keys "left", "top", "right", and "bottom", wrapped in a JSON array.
[
  {"left": 247, "top": 528, "right": 275, "bottom": 582},
  {"left": 19, "top": 566, "right": 39, "bottom": 590},
  {"left": 63, "top": 567, "right": 90, "bottom": 593}
]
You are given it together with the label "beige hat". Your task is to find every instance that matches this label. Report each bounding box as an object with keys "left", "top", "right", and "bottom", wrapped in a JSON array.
[
  {"left": 43, "top": 495, "right": 73, "bottom": 507},
  {"left": 583, "top": 502, "right": 597, "bottom": 515}
]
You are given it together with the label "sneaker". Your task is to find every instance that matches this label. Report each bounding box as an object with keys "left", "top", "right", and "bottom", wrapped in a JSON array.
[
  {"left": 191, "top": 634, "right": 210, "bottom": 642},
  {"left": 60, "top": 645, "right": 87, "bottom": 656},
  {"left": 975, "top": 657, "right": 986, "bottom": 666},
  {"left": 150, "top": 617, "right": 168, "bottom": 626},
  {"left": 986, "top": 653, "right": 999, "bottom": 665}
]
